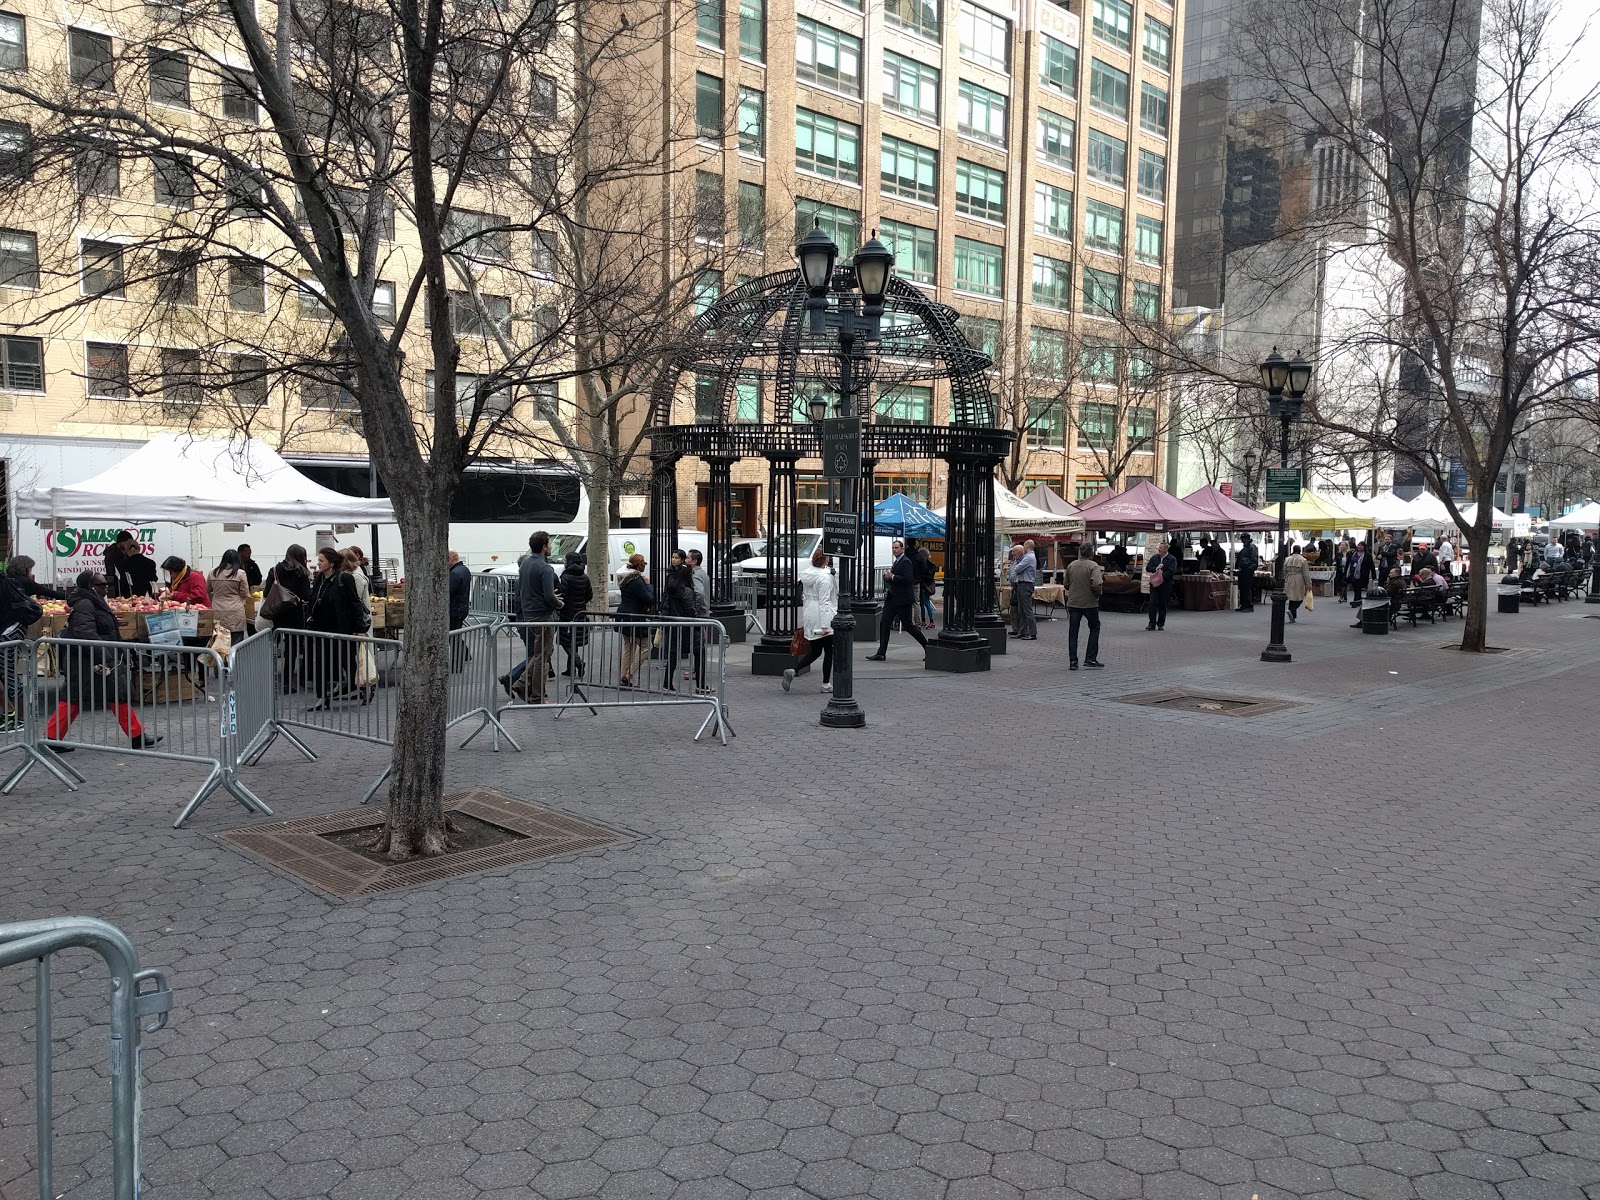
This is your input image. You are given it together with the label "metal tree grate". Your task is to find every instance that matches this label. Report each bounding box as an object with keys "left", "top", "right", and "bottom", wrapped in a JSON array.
[{"left": 1111, "top": 690, "right": 1300, "bottom": 718}]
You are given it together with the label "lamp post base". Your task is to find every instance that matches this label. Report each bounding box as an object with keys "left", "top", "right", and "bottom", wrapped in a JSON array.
[
  {"left": 1261, "top": 588, "right": 1292, "bottom": 662},
  {"left": 821, "top": 610, "right": 866, "bottom": 726}
]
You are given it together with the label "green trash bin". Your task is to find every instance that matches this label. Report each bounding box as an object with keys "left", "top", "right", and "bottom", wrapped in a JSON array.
[{"left": 1361, "top": 589, "right": 1390, "bottom": 635}]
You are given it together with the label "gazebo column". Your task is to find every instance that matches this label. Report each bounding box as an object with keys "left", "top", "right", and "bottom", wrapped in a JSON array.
[
  {"left": 926, "top": 452, "right": 991, "bottom": 673},
  {"left": 971, "top": 456, "right": 1008, "bottom": 655},
  {"left": 704, "top": 455, "right": 744, "bottom": 643},
  {"left": 752, "top": 451, "right": 806, "bottom": 676},
  {"left": 648, "top": 451, "right": 680, "bottom": 604},
  {"left": 850, "top": 456, "right": 882, "bottom": 643}
]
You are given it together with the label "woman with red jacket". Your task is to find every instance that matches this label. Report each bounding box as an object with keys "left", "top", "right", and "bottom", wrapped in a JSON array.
[{"left": 159, "top": 556, "right": 211, "bottom": 606}]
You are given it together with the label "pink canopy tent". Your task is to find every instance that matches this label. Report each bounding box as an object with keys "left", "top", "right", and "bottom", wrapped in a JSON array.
[
  {"left": 1181, "top": 485, "right": 1273, "bottom": 531},
  {"left": 1075, "top": 479, "right": 1220, "bottom": 532}
]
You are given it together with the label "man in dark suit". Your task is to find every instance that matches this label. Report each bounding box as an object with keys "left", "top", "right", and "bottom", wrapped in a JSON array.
[
  {"left": 1235, "top": 533, "right": 1261, "bottom": 611},
  {"left": 867, "top": 540, "right": 929, "bottom": 661},
  {"left": 1144, "top": 541, "right": 1178, "bottom": 631}
]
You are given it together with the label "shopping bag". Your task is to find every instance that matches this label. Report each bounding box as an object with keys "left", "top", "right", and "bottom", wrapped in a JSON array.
[
  {"left": 209, "top": 626, "right": 233, "bottom": 661},
  {"left": 1304, "top": 585, "right": 1315, "bottom": 611}
]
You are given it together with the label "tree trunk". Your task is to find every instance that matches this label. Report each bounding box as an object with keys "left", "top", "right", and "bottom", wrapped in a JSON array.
[
  {"left": 587, "top": 447, "right": 613, "bottom": 611},
  {"left": 373, "top": 498, "right": 452, "bottom": 857},
  {"left": 1460, "top": 523, "right": 1493, "bottom": 653}
]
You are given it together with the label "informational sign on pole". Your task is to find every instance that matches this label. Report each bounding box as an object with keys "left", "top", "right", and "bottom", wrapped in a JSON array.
[
  {"left": 1264, "top": 468, "right": 1303, "bottom": 504},
  {"left": 820, "top": 417, "right": 862, "bottom": 480},
  {"left": 1219, "top": 482, "right": 1234, "bottom": 498},
  {"left": 822, "top": 511, "right": 858, "bottom": 558}
]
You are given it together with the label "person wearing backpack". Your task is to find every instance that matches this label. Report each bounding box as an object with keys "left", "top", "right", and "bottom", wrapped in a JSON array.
[
  {"left": 0, "top": 567, "right": 44, "bottom": 731},
  {"left": 1145, "top": 541, "right": 1178, "bottom": 632}
]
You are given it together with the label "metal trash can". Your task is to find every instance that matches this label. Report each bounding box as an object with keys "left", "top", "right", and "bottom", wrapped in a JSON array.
[
  {"left": 1360, "top": 587, "right": 1390, "bottom": 635},
  {"left": 1497, "top": 576, "right": 1521, "bottom": 615}
]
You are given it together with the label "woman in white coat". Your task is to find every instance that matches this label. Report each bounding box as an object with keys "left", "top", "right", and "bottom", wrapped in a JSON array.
[{"left": 784, "top": 547, "right": 839, "bottom": 693}]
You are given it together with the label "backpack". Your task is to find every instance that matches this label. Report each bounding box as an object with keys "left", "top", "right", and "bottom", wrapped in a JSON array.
[{"left": 0, "top": 575, "right": 43, "bottom": 638}]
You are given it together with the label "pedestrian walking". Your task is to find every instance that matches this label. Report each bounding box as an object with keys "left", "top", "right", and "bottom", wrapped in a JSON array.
[
  {"left": 916, "top": 547, "right": 938, "bottom": 628},
  {"left": 447, "top": 550, "right": 472, "bottom": 672},
  {"left": 1065, "top": 543, "right": 1104, "bottom": 670},
  {"left": 557, "top": 552, "right": 592, "bottom": 678},
  {"left": 866, "top": 539, "right": 928, "bottom": 661},
  {"left": 44, "top": 571, "right": 161, "bottom": 751},
  {"left": 1283, "top": 543, "right": 1311, "bottom": 622},
  {"left": 785, "top": 547, "right": 838, "bottom": 693},
  {"left": 306, "top": 547, "right": 364, "bottom": 708},
  {"left": 683, "top": 548, "right": 711, "bottom": 687},
  {"left": 1345, "top": 540, "right": 1373, "bottom": 609},
  {"left": 1235, "top": 534, "right": 1261, "bottom": 611},
  {"left": 1009, "top": 539, "right": 1039, "bottom": 640},
  {"left": 662, "top": 551, "right": 700, "bottom": 692},
  {"left": 616, "top": 553, "right": 654, "bottom": 689},
  {"left": 1144, "top": 540, "right": 1177, "bottom": 631},
  {"left": 343, "top": 549, "right": 376, "bottom": 702},
  {"left": 512, "top": 531, "right": 560, "bottom": 703}
]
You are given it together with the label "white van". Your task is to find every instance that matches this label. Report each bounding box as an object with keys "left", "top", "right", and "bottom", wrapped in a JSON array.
[
  {"left": 734, "top": 528, "right": 900, "bottom": 601},
  {"left": 485, "top": 529, "right": 708, "bottom": 609}
]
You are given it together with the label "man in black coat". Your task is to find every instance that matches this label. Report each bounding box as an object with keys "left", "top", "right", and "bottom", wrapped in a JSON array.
[
  {"left": 867, "top": 539, "right": 928, "bottom": 661},
  {"left": 103, "top": 531, "right": 159, "bottom": 599},
  {"left": 448, "top": 550, "right": 472, "bottom": 673},
  {"left": 1235, "top": 534, "right": 1261, "bottom": 611},
  {"left": 1144, "top": 541, "right": 1178, "bottom": 631}
]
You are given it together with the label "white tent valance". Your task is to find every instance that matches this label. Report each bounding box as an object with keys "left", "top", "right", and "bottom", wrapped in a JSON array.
[
  {"left": 1366, "top": 490, "right": 1453, "bottom": 527},
  {"left": 14, "top": 434, "right": 395, "bottom": 527},
  {"left": 1549, "top": 502, "right": 1600, "bottom": 530},
  {"left": 936, "top": 482, "right": 1084, "bottom": 533},
  {"left": 1457, "top": 502, "right": 1514, "bottom": 529}
]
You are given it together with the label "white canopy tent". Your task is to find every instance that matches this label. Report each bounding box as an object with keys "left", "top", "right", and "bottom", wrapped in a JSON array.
[
  {"left": 935, "top": 481, "right": 1083, "bottom": 533},
  {"left": 1457, "top": 502, "right": 1514, "bottom": 529},
  {"left": 1405, "top": 492, "right": 1453, "bottom": 526},
  {"left": 15, "top": 434, "right": 395, "bottom": 526},
  {"left": 1549, "top": 501, "right": 1600, "bottom": 530},
  {"left": 1366, "top": 490, "right": 1453, "bottom": 527}
]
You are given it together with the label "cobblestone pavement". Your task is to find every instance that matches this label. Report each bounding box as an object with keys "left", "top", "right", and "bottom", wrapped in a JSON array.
[{"left": 3, "top": 598, "right": 1599, "bottom": 1200}]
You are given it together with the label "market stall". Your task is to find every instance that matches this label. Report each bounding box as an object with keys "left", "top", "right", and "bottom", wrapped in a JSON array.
[
  {"left": 873, "top": 492, "right": 945, "bottom": 538},
  {"left": 1077, "top": 482, "right": 1225, "bottom": 612},
  {"left": 1549, "top": 502, "right": 1600, "bottom": 532}
]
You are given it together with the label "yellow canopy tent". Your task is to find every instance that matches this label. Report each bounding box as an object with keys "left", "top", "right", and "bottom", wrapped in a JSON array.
[{"left": 1258, "top": 491, "right": 1374, "bottom": 531}]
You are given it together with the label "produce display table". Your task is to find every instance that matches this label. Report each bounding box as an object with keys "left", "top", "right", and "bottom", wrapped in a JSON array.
[{"left": 997, "top": 582, "right": 1066, "bottom": 619}]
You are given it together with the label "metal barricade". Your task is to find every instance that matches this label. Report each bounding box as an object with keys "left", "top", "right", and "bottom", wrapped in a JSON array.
[
  {"left": 0, "top": 636, "right": 78, "bottom": 796},
  {"left": 469, "top": 573, "right": 518, "bottom": 622},
  {"left": 449, "top": 621, "right": 519, "bottom": 753},
  {"left": 733, "top": 575, "right": 766, "bottom": 635},
  {"left": 29, "top": 637, "right": 268, "bottom": 827},
  {"left": 0, "top": 917, "right": 172, "bottom": 1200},
  {"left": 493, "top": 615, "right": 733, "bottom": 743},
  {"left": 227, "top": 629, "right": 277, "bottom": 767}
]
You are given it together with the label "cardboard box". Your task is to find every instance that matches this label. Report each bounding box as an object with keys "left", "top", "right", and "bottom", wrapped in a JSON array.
[{"left": 141, "top": 666, "right": 204, "bottom": 703}]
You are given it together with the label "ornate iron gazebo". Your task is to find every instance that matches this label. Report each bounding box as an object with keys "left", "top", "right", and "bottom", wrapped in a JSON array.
[{"left": 646, "top": 265, "right": 1014, "bottom": 672}]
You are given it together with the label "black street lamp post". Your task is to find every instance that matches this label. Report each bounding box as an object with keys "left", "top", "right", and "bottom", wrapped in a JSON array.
[
  {"left": 1243, "top": 449, "right": 1257, "bottom": 507},
  {"left": 1260, "top": 348, "right": 1313, "bottom": 664},
  {"left": 795, "top": 222, "right": 895, "bottom": 729}
]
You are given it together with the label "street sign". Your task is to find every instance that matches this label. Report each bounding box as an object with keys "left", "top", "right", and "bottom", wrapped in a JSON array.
[
  {"left": 820, "top": 417, "right": 861, "bottom": 480},
  {"left": 822, "top": 510, "right": 858, "bottom": 557},
  {"left": 1264, "top": 468, "right": 1303, "bottom": 504},
  {"left": 1219, "top": 481, "right": 1234, "bottom": 498}
]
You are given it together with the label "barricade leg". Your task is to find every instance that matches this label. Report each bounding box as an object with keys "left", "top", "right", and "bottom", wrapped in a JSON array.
[
  {"left": 360, "top": 765, "right": 392, "bottom": 806},
  {"left": 36, "top": 954, "right": 52, "bottom": 1200}
]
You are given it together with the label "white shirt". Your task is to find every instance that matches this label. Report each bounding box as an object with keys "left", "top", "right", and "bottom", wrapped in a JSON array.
[
  {"left": 1545, "top": 540, "right": 1565, "bottom": 562},
  {"left": 1437, "top": 541, "right": 1455, "bottom": 563}
]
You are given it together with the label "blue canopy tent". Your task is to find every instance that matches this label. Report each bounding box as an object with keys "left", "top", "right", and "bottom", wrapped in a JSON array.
[{"left": 873, "top": 492, "right": 946, "bottom": 538}]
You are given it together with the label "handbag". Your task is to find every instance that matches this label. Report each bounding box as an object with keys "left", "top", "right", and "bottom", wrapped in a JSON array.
[
  {"left": 789, "top": 628, "right": 810, "bottom": 657},
  {"left": 1149, "top": 567, "right": 1164, "bottom": 589},
  {"left": 259, "top": 580, "right": 297, "bottom": 622}
]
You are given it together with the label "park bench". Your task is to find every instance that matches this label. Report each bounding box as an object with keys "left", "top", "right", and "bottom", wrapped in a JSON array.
[{"left": 1391, "top": 588, "right": 1448, "bottom": 627}]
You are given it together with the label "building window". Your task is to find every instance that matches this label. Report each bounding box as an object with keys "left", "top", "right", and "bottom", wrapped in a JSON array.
[
  {"left": 874, "top": 472, "right": 932, "bottom": 502},
  {"left": 1084, "top": 266, "right": 1120, "bottom": 315},
  {"left": 957, "top": 2, "right": 1009, "bottom": 72},
  {"left": 0, "top": 13, "right": 26, "bottom": 72},
  {"left": 695, "top": 170, "right": 724, "bottom": 240},
  {"left": 372, "top": 280, "right": 396, "bottom": 324},
  {"left": 886, "top": 0, "right": 940, "bottom": 40},
  {"left": 1031, "top": 254, "right": 1072, "bottom": 309},
  {"left": 697, "top": 0, "right": 722, "bottom": 48},
  {"left": 879, "top": 218, "right": 935, "bottom": 285},
  {"left": 1028, "top": 399, "right": 1066, "bottom": 449},
  {"left": 737, "top": 86, "right": 764, "bottom": 154},
  {"left": 1033, "top": 182, "right": 1073, "bottom": 240},
  {"left": 85, "top": 341, "right": 129, "bottom": 399},
  {"left": 531, "top": 72, "right": 557, "bottom": 119},
  {"left": 883, "top": 50, "right": 938, "bottom": 121},
  {"left": 152, "top": 152, "right": 195, "bottom": 208},
  {"left": 75, "top": 144, "right": 119, "bottom": 197},
  {"left": 1029, "top": 326, "right": 1069, "bottom": 376},
  {"left": 1036, "top": 111, "right": 1074, "bottom": 168},
  {"left": 796, "top": 17, "right": 862, "bottom": 97},
  {"left": 1092, "top": 0, "right": 1132, "bottom": 51},
  {"left": 955, "top": 158, "right": 1005, "bottom": 222},
  {"left": 1078, "top": 401, "right": 1117, "bottom": 448},
  {"left": 68, "top": 28, "right": 113, "bottom": 91},
  {"left": 1135, "top": 214, "right": 1163, "bottom": 264},
  {"left": 1142, "top": 15, "right": 1171, "bottom": 71},
  {"left": 0, "top": 334, "right": 42, "bottom": 390},
  {"left": 157, "top": 250, "right": 198, "bottom": 306},
  {"left": 881, "top": 135, "right": 937, "bottom": 204},
  {"left": 877, "top": 385, "right": 932, "bottom": 424},
  {"left": 1086, "top": 129, "right": 1127, "bottom": 186},
  {"left": 693, "top": 270, "right": 722, "bottom": 315},
  {"left": 1084, "top": 197, "right": 1123, "bottom": 253},
  {"left": 796, "top": 475, "right": 828, "bottom": 526},
  {"left": 0, "top": 119, "right": 28, "bottom": 179},
  {"left": 222, "top": 69, "right": 258, "bottom": 121},
  {"left": 960, "top": 314, "right": 999, "bottom": 357},
  {"left": 149, "top": 48, "right": 189, "bottom": 107},
  {"left": 1137, "top": 149, "right": 1166, "bottom": 200},
  {"left": 311, "top": 373, "right": 362, "bottom": 412},
  {"left": 795, "top": 109, "right": 860, "bottom": 182},
  {"left": 443, "top": 208, "right": 511, "bottom": 261},
  {"left": 1081, "top": 337, "right": 1118, "bottom": 381},
  {"left": 953, "top": 236, "right": 1002, "bottom": 297},
  {"left": 738, "top": 180, "right": 764, "bottom": 248},
  {"left": 1140, "top": 82, "right": 1169, "bottom": 135},
  {"left": 228, "top": 258, "right": 265, "bottom": 311},
  {"left": 0, "top": 227, "right": 37, "bottom": 287},
  {"left": 1075, "top": 475, "right": 1109, "bottom": 502},
  {"left": 795, "top": 199, "right": 860, "bottom": 254},
  {"left": 1090, "top": 60, "right": 1129, "bottom": 119},
  {"left": 230, "top": 354, "right": 269, "bottom": 411},
  {"left": 1129, "top": 349, "right": 1154, "bottom": 379},
  {"left": 224, "top": 165, "right": 263, "bottom": 216},
  {"left": 696, "top": 73, "right": 723, "bottom": 140},
  {"left": 1039, "top": 35, "right": 1076, "bottom": 96},
  {"left": 739, "top": 0, "right": 764, "bottom": 60},
  {"left": 734, "top": 378, "right": 760, "bottom": 421},
  {"left": 445, "top": 291, "right": 511, "bottom": 337},
  {"left": 956, "top": 79, "right": 1006, "bottom": 146},
  {"left": 1133, "top": 279, "right": 1161, "bottom": 320},
  {"left": 694, "top": 374, "right": 721, "bottom": 422},
  {"left": 1127, "top": 406, "right": 1155, "bottom": 450},
  {"left": 162, "top": 348, "right": 203, "bottom": 408},
  {"left": 80, "top": 239, "right": 125, "bottom": 297}
]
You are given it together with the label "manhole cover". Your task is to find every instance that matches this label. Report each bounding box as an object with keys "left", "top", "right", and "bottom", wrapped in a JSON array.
[
  {"left": 1112, "top": 690, "right": 1299, "bottom": 718},
  {"left": 218, "top": 788, "right": 631, "bottom": 898}
]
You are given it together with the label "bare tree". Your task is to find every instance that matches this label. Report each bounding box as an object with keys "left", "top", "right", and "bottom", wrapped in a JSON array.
[{"left": 0, "top": 0, "right": 703, "bottom": 853}]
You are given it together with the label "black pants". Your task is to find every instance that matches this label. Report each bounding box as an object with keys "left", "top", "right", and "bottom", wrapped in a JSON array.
[
  {"left": 1013, "top": 582, "right": 1037, "bottom": 638},
  {"left": 877, "top": 603, "right": 928, "bottom": 654},
  {"left": 1068, "top": 607, "right": 1100, "bottom": 662},
  {"left": 1147, "top": 587, "right": 1169, "bottom": 628},
  {"left": 449, "top": 615, "right": 466, "bottom": 672},
  {"left": 1237, "top": 574, "right": 1255, "bottom": 609},
  {"left": 796, "top": 633, "right": 834, "bottom": 683}
]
